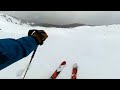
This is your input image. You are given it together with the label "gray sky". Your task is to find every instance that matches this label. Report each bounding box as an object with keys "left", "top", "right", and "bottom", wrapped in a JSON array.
[{"left": 0, "top": 11, "right": 120, "bottom": 25}]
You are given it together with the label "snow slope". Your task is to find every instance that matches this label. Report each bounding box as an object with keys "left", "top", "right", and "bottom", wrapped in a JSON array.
[{"left": 0, "top": 14, "right": 120, "bottom": 79}]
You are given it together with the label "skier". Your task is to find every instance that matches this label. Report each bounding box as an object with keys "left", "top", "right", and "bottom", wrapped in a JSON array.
[{"left": 0, "top": 29, "right": 48, "bottom": 70}]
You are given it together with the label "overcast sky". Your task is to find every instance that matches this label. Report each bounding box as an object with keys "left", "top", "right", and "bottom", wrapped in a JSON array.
[{"left": 0, "top": 11, "right": 120, "bottom": 25}]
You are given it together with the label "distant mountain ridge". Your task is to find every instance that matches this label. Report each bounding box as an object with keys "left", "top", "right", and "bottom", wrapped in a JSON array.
[
  {"left": 0, "top": 13, "right": 92, "bottom": 28},
  {"left": 30, "top": 23, "right": 88, "bottom": 28}
]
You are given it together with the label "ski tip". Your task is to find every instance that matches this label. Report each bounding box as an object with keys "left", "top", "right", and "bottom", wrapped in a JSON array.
[
  {"left": 73, "top": 63, "right": 78, "bottom": 68},
  {"left": 61, "top": 61, "right": 66, "bottom": 65}
]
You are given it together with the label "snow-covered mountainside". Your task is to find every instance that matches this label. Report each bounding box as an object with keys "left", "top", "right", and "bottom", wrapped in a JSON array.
[
  {"left": 1, "top": 13, "right": 120, "bottom": 79},
  {"left": 0, "top": 13, "right": 32, "bottom": 27}
]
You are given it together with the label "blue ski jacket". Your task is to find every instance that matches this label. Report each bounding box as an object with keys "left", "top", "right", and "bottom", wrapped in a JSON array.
[{"left": 0, "top": 36, "right": 38, "bottom": 70}]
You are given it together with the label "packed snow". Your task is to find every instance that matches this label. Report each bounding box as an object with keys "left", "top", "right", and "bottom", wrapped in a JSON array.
[{"left": 0, "top": 13, "right": 120, "bottom": 79}]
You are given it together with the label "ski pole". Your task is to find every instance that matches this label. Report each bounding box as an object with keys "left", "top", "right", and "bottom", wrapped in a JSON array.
[{"left": 23, "top": 47, "right": 38, "bottom": 79}]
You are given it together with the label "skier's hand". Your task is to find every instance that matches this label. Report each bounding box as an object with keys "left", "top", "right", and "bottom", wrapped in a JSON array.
[
  {"left": 30, "top": 30, "right": 48, "bottom": 45},
  {"left": 40, "top": 30, "right": 48, "bottom": 41}
]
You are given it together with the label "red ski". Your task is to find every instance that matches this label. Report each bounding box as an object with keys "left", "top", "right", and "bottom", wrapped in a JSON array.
[
  {"left": 50, "top": 61, "right": 66, "bottom": 79},
  {"left": 71, "top": 63, "right": 78, "bottom": 79}
]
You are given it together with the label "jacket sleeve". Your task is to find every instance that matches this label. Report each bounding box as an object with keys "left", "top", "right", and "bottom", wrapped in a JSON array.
[{"left": 0, "top": 36, "right": 38, "bottom": 70}]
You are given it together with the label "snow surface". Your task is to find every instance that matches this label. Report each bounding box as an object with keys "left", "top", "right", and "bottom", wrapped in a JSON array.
[{"left": 0, "top": 13, "right": 120, "bottom": 79}]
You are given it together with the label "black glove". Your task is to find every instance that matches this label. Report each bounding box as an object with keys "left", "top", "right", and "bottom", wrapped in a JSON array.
[{"left": 28, "top": 29, "right": 48, "bottom": 45}]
